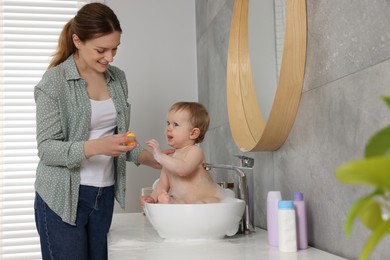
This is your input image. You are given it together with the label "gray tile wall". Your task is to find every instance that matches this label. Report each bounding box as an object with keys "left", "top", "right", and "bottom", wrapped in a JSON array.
[{"left": 195, "top": 0, "right": 390, "bottom": 259}]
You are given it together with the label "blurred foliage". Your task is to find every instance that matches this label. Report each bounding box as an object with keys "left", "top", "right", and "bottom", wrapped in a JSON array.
[{"left": 335, "top": 96, "right": 390, "bottom": 260}]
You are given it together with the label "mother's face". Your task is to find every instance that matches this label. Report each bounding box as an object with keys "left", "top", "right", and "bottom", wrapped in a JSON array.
[{"left": 73, "top": 31, "right": 121, "bottom": 73}]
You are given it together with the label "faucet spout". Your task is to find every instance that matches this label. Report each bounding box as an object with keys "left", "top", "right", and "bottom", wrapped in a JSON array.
[{"left": 203, "top": 163, "right": 255, "bottom": 234}]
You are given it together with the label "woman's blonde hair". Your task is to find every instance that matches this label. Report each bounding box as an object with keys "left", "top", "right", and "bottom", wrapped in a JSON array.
[{"left": 48, "top": 3, "right": 122, "bottom": 68}]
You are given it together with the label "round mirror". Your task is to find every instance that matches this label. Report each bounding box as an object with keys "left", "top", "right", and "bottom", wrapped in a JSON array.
[{"left": 226, "top": 0, "right": 307, "bottom": 151}]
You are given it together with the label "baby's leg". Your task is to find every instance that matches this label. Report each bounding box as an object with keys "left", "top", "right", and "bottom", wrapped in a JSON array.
[{"left": 157, "top": 191, "right": 171, "bottom": 204}]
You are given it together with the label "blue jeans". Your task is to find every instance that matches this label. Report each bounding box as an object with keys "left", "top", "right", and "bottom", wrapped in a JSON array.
[{"left": 34, "top": 185, "right": 115, "bottom": 260}]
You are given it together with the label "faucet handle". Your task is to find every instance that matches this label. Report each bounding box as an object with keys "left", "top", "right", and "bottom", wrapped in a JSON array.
[{"left": 234, "top": 155, "right": 254, "bottom": 168}]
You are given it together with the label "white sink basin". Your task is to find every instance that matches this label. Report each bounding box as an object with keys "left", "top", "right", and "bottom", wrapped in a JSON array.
[{"left": 144, "top": 197, "right": 245, "bottom": 240}]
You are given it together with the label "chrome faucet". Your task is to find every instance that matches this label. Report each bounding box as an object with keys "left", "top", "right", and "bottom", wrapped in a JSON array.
[{"left": 203, "top": 155, "right": 255, "bottom": 234}]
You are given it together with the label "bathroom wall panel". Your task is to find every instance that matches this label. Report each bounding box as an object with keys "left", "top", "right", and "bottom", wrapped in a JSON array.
[
  {"left": 195, "top": 0, "right": 233, "bottom": 42},
  {"left": 196, "top": 2, "right": 233, "bottom": 129},
  {"left": 304, "top": 0, "right": 390, "bottom": 92}
]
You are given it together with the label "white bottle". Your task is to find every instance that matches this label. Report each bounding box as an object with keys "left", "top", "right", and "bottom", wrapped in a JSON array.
[
  {"left": 278, "top": 200, "right": 297, "bottom": 252},
  {"left": 267, "top": 191, "right": 282, "bottom": 247}
]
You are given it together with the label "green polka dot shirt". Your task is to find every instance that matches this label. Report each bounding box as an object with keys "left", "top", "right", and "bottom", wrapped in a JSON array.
[{"left": 34, "top": 55, "right": 145, "bottom": 225}]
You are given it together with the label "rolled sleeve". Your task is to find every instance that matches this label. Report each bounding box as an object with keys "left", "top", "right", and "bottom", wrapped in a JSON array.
[{"left": 127, "top": 145, "right": 146, "bottom": 166}]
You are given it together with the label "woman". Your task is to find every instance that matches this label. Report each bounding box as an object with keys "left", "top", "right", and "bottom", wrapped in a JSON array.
[{"left": 34, "top": 3, "right": 159, "bottom": 259}]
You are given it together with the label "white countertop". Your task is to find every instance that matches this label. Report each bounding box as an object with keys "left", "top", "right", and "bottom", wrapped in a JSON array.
[{"left": 108, "top": 213, "right": 346, "bottom": 260}]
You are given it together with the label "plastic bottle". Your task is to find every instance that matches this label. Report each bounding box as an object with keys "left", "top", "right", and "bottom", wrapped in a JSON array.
[
  {"left": 278, "top": 200, "right": 297, "bottom": 252},
  {"left": 293, "top": 192, "right": 308, "bottom": 250},
  {"left": 267, "top": 191, "right": 282, "bottom": 247}
]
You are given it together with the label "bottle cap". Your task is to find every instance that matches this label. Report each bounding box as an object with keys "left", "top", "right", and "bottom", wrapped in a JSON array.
[
  {"left": 293, "top": 192, "right": 303, "bottom": 201},
  {"left": 267, "top": 191, "right": 282, "bottom": 200},
  {"left": 278, "top": 200, "right": 294, "bottom": 209}
]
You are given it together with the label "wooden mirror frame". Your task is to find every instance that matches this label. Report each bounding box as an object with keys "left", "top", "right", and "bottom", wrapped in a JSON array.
[{"left": 227, "top": 0, "right": 307, "bottom": 151}]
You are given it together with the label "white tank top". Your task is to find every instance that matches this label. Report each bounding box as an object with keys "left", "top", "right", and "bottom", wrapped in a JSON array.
[{"left": 80, "top": 98, "right": 117, "bottom": 187}]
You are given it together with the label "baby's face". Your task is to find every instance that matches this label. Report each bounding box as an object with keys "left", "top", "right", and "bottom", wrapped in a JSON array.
[{"left": 165, "top": 109, "right": 195, "bottom": 148}]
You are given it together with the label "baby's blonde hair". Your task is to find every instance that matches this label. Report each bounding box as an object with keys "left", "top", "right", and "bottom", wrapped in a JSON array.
[{"left": 169, "top": 102, "right": 210, "bottom": 143}]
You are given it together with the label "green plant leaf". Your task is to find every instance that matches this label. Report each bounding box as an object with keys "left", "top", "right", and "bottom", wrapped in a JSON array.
[
  {"left": 358, "top": 199, "right": 383, "bottom": 231},
  {"left": 365, "top": 126, "right": 390, "bottom": 158},
  {"left": 359, "top": 219, "right": 390, "bottom": 260},
  {"left": 335, "top": 157, "right": 390, "bottom": 189},
  {"left": 343, "top": 190, "right": 381, "bottom": 236},
  {"left": 382, "top": 96, "right": 390, "bottom": 108},
  {"left": 337, "top": 95, "right": 390, "bottom": 259}
]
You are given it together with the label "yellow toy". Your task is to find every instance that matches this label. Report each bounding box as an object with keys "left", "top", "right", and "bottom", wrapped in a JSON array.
[{"left": 124, "top": 132, "right": 136, "bottom": 146}]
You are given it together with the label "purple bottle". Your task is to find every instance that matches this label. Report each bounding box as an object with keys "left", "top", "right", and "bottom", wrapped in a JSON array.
[
  {"left": 267, "top": 191, "right": 282, "bottom": 247},
  {"left": 293, "top": 192, "right": 308, "bottom": 249}
]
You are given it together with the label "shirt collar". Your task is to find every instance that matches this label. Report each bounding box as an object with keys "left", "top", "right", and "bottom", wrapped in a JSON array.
[
  {"left": 63, "top": 55, "right": 81, "bottom": 81},
  {"left": 63, "top": 54, "right": 116, "bottom": 83}
]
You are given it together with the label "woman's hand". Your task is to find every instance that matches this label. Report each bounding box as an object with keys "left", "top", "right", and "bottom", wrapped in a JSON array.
[
  {"left": 162, "top": 148, "right": 175, "bottom": 156},
  {"left": 84, "top": 133, "right": 136, "bottom": 158}
]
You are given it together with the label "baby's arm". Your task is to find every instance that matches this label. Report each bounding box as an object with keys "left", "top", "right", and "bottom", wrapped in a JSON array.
[{"left": 146, "top": 139, "right": 204, "bottom": 177}]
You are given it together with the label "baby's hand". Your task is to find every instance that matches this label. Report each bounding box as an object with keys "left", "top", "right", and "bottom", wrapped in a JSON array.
[
  {"left": 146, "top": 139, "right": 161, "bottom": 152},
  {"left": 146, "top": 139, "right": 162, "bottom": 162},
  {"left": 139, "top": 195, "right": 156, "bottom": 206}
]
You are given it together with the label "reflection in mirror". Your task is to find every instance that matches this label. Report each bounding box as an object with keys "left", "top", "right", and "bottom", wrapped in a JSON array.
[
  {"left": 226, "top": 0, "right": 306, "bottom": 151},
  {"left": 274, "top": 0, "right": 287, "bottom": 76},
  {"left": 249, "top": 1, "right": 277, "bottom": 121},
  {"left": 249, "top": 0, "right": 286, "bottom": 121}
]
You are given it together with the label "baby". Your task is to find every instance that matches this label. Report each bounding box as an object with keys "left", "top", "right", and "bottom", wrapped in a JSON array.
[{"left": 139, "top": 102, "right": 223, "bottom": 205}]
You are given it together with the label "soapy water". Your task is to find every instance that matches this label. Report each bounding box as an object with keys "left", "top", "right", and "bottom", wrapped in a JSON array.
[{"left": 219, "top": 187, "right": 236, "bottom": 202}]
